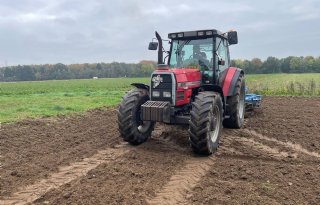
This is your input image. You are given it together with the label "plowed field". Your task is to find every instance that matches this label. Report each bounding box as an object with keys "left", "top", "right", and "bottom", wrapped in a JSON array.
[{"left": 1, "top": 97, "right": 319, "bottom": 205}]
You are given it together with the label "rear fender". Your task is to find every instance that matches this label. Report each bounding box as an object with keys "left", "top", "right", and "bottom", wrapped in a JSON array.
[{"left": 221, "top": 67, "right": 244, "bottom": 96}]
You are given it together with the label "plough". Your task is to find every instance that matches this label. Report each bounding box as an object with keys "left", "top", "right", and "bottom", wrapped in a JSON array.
[{"left": 245, "top": 89, "right": 262, "bottom": 112}]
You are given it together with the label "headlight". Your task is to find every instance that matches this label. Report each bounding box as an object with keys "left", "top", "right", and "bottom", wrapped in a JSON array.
[
  {"left": 152, "top": 91, "right": 160, "bottom": 97},
  {"left": 178, "top": 82, "right": 186, "bottom": 87},
  {"left": 163, "top": 91, "right": 171, "bottom": 98}
]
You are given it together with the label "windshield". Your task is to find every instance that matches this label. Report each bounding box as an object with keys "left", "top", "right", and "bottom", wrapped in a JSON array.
[{"left": 169, "top": 37, "right": 213, "bottom": 70}]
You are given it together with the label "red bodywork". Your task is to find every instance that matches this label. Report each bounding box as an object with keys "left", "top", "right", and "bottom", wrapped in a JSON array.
[
  {"left": 155, "top": 68, "right": 201, "bottom": 106},
  {"left": 155, "top": 67, "right": 239, "bottom": 106},
  {"left": 222, "top": 67, "right": 237, "bottom": 96}
]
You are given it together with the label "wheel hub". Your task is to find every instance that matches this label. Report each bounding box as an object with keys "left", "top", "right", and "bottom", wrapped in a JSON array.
[
  {"left": 136, "top": 106, "right": 151, "bottom": 133},
  {"left": 238, "top": 88, "right": 245, "bottom": 119},
  {"left": 208, "top": 105, "right": 221, "bottom": 143},
  {"left": 138, "top": 122, "right": 151, "bottom": 133}
]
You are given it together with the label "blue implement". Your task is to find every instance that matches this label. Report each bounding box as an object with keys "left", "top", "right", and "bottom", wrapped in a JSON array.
[{"left": 245, "top": 93, "right": 262, "bottom": 111}]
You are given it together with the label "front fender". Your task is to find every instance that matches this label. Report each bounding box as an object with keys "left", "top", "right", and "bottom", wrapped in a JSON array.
[{"left": 131, "top": 83, "right": 150, "bottom": 90}]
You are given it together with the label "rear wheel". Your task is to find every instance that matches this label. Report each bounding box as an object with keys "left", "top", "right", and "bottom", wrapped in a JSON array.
[
  {"left": 117, "top": 88, "right": 155, "bottom": 145},
  {"left": 189, "top": 92, "right": 223, "bottom": 155},
  {"left": 223, "top": 73, "right": 245, "bottom": 128}
]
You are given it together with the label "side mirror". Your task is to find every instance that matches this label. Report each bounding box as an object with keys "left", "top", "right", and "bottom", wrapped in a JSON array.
[
  {"left": 218, "top": 59, "right": 225, "bottom": 66},
  {"left": 227, "top": 31, "right": 238, "bottom": 45},
  {"left": 148, "top": 42, "right": 158, "bottom": 50}
]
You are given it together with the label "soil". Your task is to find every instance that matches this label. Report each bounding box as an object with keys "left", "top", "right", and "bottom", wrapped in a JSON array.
[{"left": 0, "top": 97, "right": 319, "bottom": 205}]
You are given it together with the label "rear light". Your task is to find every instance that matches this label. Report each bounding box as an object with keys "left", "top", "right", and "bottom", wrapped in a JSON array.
[{"left": 170, "top": 33, "right": 177, "bottom": 38}]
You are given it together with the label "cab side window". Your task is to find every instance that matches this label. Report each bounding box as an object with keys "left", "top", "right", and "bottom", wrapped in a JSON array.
[{"left": 216, "top": 38, "right": 229, "bottom": 72}]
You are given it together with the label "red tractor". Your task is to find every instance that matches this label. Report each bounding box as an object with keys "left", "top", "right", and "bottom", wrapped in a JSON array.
[{"left": 117, "top": 29, "right": 245, "bottom": 155}]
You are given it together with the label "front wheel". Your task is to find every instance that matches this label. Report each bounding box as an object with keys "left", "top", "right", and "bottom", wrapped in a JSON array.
[
  {"left": 189, "top": 92, "right": 223, "bottom": 155},
  {"left": 117, "top": 88, "right": 155, "bottom": 145}
]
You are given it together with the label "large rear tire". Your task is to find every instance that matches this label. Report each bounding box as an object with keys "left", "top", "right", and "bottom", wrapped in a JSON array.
[
  {"left": 189, "top": 92, "right": 223, "bottom": 155},
  {"left": 223, "top": 73, "right": 245, "bottom": 128},
  {"left": 117, "top": 88, "right": 155, "bottom": 145}
]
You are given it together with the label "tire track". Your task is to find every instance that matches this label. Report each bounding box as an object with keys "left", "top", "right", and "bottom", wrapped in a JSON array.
[
  {"left": 147, "top": 156, "right": 216, "bottom": 205},
  {"left": 147, "top": 127, "right": 318, "bottom": 205},
  {"left": 243, "top": 129, "right": 320, "bottom": 159},
  {"left": 0, "top": 144, "right": 130, "bottom": 205},
  {"left": 233, "top": 135, "right": 297, "bottom": 159},
  {"left": 146, "top": 129, "right": 301, "bottom": 205}
]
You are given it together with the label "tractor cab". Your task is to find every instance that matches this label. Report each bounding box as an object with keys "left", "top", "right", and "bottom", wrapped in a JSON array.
[
  {"left": 169, "top": 37, "right": 213, "bottom": 84},
  {"left": 149, "top": 29, "right": 238, "bottom": 86}
]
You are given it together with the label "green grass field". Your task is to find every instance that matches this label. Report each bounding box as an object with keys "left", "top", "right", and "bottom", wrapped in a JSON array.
[
  {"left": 246, "top": 73, "right": 320, "bottom": 96},
  {"left": 0, "top": 78, "right": 149, "bottom": 123},
  {"left": 0, "top": 74, "right": 319, "bottom": 123}
]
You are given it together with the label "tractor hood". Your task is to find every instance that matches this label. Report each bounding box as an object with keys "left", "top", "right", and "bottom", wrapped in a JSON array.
[
  {"left": 154, "top": 68, "right": 201, "bottom": 84},
  {"left": 152, "top": 68, "right": 201, "bottom": 106}
]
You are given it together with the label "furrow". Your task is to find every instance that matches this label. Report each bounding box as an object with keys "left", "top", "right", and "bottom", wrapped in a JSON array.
[
  {"left": 147, "top": 156, "right": 215, "bottom": 205},
  {"left": 0, "top": 145, "right": 130, "bottom": 205}
]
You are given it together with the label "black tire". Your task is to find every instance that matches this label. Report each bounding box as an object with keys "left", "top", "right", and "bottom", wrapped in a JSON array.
[
  {"left": 223, "top": 73, "right": 245, "bottom": 128},
  {"left": 117, "top": 88, "right": 155, "bottom": 145},
  {"left": 188, "top": 92, "right": 223, "bottom": 155}
]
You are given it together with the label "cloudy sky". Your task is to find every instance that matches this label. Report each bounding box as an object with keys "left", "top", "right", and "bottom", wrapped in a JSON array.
[{"left": 0, "top": 0, "right": 319, "bottom": 66}]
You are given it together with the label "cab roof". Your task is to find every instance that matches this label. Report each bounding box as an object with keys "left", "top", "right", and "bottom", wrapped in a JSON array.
[{"left": 168, "top": 29, "right": 225, "bottom": 39}]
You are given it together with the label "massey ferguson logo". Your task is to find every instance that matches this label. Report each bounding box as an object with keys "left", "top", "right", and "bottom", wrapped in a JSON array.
[{"left": 152, "top": 75, "right": 163, "bottom": 88}]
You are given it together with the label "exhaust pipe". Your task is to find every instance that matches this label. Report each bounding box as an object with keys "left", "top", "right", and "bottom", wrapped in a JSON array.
[{"left": 155, "top": 31, "right": 163, "bottom": 64}]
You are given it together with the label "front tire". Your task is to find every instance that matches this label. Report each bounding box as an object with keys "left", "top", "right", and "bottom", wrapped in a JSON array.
[
  {"left": 189, "top": 92, "right": 223, "bottom": 155},
  {"left": 117, "top": 88, "right": 155, "bottom": 145},
  {"left": 223, "top": 73, "right": 245, "bottom": 128}
]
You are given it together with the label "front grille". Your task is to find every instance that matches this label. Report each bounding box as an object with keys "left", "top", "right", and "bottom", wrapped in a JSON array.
[
  {"left": 151, "top": 74, "right": 172, "bottom": 89},
  {"left": 150, "top": 74, "right": 174, "bottom": 104}
]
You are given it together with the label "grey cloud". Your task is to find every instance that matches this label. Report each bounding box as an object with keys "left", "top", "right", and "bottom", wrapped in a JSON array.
[{"left": 0, "top": 0, "right": 319, "bottom": 66}]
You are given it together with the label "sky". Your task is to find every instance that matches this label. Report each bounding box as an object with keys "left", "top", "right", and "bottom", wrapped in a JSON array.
[{"left": 0, "top": 0, "right": 319, "bottom": 66}]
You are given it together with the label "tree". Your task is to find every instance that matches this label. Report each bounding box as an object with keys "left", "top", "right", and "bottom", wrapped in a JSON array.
[
  {"left": 281, "top": 56, "right": 294, "bottom": 73},
  {"left": 231, "top": 59, "right": 243, "bottom": 69},
  {"left": 96, "top": 63, "right": 102, "bottom": 70},
  {"left": 250, "top": 58, "right": 263, "bottom": 73},
  {"left": 15, "top": 65, "right": 36, "bottom": 81},
  {"left": 290, "top": 57, "right": 304, "bottom": 73},
  {"left": 304, "top": 56, "right": 315, "bottom": 72},
  {"left": 3, "top": 67, "right": 15, "bottom": 80},
  {"left": 242, "top": 60, "right": 251, "bottom": 73},
  {"left": 262, "top": 56, "right": 281, "bottom": 73},
  {"left": 314, "top": 57, "right": 320, "bottom": 72}
]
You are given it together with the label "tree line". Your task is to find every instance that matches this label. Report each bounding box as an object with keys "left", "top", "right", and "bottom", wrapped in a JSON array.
[
  {"left": 0, "top": 60, "right": 156, "bottom": 82},
  {"left": 0, "top": 56, "right": 319, "bottom": 82},
  {"left": 231, "top": 56, "right": 320, "bottom": 74}
]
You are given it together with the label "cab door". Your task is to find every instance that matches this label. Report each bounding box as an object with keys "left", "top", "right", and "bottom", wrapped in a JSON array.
[{"left": 215, "top": 37, "right": 230, "bottom": 86}]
